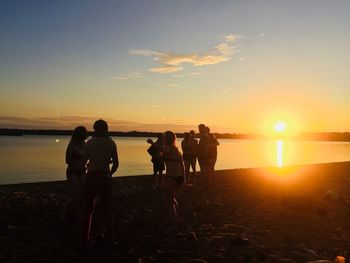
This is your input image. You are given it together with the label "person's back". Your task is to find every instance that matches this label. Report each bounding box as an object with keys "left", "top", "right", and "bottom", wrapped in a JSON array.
[
  {"left": 189, "top": 137, "right": 198, "bottom": 155},
  {"left": 197, "top": 133, "right": 209, "bottom": 160},
  {"left": 86, "top": 136, "right": 117, "bottom": 172},
  {"left": 181, "top": 133, "right": 192, "bottom": 156},
  {"left": 208, "top": 133, "right": 219, "bottom": 159},
  {"left": 82, "top": 119, "right": 118, "bottom": 247}
]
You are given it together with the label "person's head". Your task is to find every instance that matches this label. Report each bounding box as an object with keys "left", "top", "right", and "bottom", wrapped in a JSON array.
[
  {"left": 190, "top": 130, "right": 195, "bottom": 138},
  {"left": 164, "top": 131, "right": 176, "bottom": 146},
  {"left": 206, "top": 126, "right": 210, "bottom": 134},
  {"left": 93, "top": 119, "right": 108, "bottom": 136},
  {"left": 198, "top": 124, "right": 206, "bottom": 134},
  {"left": 71, "top": 126, "right": 88, "bottom": 143},
  {"left": 184, "top": 132, "right": 190, "bottom": 140},
  {"left": 157, "top": 133, "right": 163, "bottom": 142}
]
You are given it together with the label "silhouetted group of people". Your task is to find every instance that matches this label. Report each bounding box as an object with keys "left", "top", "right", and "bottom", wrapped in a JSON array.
[
  {"left": 62, "top": 120, "right": 219, "bottom": 248},
  {"left": 147, "top": 124, "right": 219, "bottom": 188}
]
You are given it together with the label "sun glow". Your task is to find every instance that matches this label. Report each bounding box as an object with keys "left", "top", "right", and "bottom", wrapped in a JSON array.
[{"left": 274, "top": 121, "right": 287, "bottom": 133}]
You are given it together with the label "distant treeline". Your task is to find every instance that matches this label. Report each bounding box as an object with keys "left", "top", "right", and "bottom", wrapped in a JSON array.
[
  {"left": 1, "top": 129, "right": 350, "bottom": 141},
  {"left": 0, "top": 128, "right": 262, "bottom": 139},
  {"left": 295, "top": 132, "right": 350, "bottom": 142}
]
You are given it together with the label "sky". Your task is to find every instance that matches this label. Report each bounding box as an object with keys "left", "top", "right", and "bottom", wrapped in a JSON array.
[{"left": 0, "top": 0, "right": 349, "bottom": 133}]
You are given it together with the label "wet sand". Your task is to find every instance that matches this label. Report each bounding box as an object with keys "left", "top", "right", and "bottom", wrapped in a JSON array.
[{"left": 1, "top": 162, "right": 350, "bottom": 262}]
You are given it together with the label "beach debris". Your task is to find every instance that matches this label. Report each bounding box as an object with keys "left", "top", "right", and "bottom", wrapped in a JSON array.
[
  {"left": 190, "top": 231, "right": 198, "bottom": 241},
  {"left": 324, "top": 189, "right": 340, "bottom": 201},
  {"left": 228, "top": 235, "right": 250, "bottom": 247}
]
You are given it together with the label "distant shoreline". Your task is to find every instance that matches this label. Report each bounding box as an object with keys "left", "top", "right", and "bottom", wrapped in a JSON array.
[{"left": 1, "top": 128, "right": 350, "bottom": 141}]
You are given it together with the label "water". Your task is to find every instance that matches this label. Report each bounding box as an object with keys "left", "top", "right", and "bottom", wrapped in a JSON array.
[{"left": 0, "top": 135, "right": 350, "bottom": 185}]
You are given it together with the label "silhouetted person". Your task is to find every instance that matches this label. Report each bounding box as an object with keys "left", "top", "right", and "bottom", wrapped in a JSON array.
[
  {"left": 162, "top": 131, "right": 184, "bottom": 230},
  {"left": 147, "top": 134, "right": 165, "bottom": 189},
  {"left": 61, "top": 126, "right": 88, "bottom": 222},
  {"left": 206, "top": 126, "right": 219, "bottom": 179},
  {"left": 81, "top": 119, "right": 119, "bottom": 247},
  {"left": 181, "top": 131, "right": 198, "bottom": 184},
  {"left": 197, "top": 124, "right": 210, "bottom": 178}
]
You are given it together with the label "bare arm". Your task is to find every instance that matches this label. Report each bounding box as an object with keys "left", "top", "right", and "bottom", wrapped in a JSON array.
[{"left": 110, "top": 143, "right": 119, "bottom": 176}]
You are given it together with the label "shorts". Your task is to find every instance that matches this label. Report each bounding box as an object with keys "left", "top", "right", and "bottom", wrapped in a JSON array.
[{"left": 153, "top": 159, "right": 165, "bottom": 172}]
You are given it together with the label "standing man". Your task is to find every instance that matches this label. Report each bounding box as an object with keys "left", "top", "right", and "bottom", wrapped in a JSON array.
[
  {"left": 197, "top": 124, "right": 210, "bottom": 178},
  {"left": 189, "top": 130, "right": 198, "bottom": 183},
  {"left": 82, "top": 119, "right": 119, "bottom": 247}
]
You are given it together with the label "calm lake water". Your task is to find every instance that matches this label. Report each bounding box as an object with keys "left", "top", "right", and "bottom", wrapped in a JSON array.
[{"left": 0, "top": 135, "right": 350, "bottom": 185}]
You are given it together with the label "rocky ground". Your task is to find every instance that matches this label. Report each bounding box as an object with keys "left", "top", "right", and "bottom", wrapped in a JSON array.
[{"left": 1, "top": 162, "right": 350, "bottom": 262}]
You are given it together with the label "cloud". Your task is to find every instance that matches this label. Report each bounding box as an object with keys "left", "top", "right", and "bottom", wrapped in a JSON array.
[
  {"left": 128, "top": 49, "right": 162, "bottom": 56},
  {"left": 225, "top": 34, "right": 239, "bottom": 42},
  {"left": 172, "top": 72, "right": 201, "bottom": 77},
  {"left": 113, "top": 72, "right": 144, "bottom": 80},
  {"left": 150, "top": 66, "right": 183, "bottom": 73},
  {"left": 129, "top": 34, "right": 241, "bottom": 73},
  {"left": 188, "top": 72, "right": 201, "bottom": 76}
]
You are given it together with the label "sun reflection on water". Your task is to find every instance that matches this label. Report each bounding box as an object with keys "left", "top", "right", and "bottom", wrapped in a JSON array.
[{"left": 276, "top": 140, "right": 284, "bottom": 167}]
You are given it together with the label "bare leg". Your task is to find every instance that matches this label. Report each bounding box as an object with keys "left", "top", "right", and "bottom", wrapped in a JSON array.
[
  {"left": 199, "top": 161, "right": 207, "bottom": 177},
  {"left": 162, "top": 179, "right": 180, "bottom": 230},
  {"left": 153, "top": 167, "right": 157, "bottom": 189},
  {"left": 158, "top": 170, "right": 163, "bottom": 187},
  {"left": 184, "top": 161, "right": 190, "bottom": 184},
  {"left": 61, "top": 173, "right": 83, "bottom": 221},
  {"left": 190, "top": 159, "right": 197, "bottom": 183}
]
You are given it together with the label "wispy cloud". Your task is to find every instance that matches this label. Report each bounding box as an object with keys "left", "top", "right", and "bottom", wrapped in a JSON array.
[
  {"left": 113, "top": 72, "right": 144, "bottom": 80},
  {"left": 112, "top": 76, "right": 128, "bottom": 80},
  {"left": 129, "top": 34, "right": 241, "bottom": 73},
  {"left": 172, "top": 72, "right": 201, "bottom": 78}
]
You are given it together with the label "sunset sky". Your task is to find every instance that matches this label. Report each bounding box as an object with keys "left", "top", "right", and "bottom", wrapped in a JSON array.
[{"left": 1, "top": 0, "right": 349, "bottom": 133}]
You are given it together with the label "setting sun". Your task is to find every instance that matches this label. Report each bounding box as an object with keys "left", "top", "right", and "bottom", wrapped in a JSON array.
[{"left": 274, "top": 122, "right": 287, "bottom": 133}]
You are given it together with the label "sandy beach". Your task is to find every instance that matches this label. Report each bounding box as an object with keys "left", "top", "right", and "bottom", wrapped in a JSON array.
[{"left": 1, "top": 162, "right": 350, "bottom": 262}]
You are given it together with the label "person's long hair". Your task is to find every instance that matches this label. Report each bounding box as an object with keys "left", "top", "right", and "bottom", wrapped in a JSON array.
[
  {"left": 164, "top": 131, "right": 176, "bottom": 146},
  {"left": 71, "top": 126, "right": 88, "bottom": 143}
]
